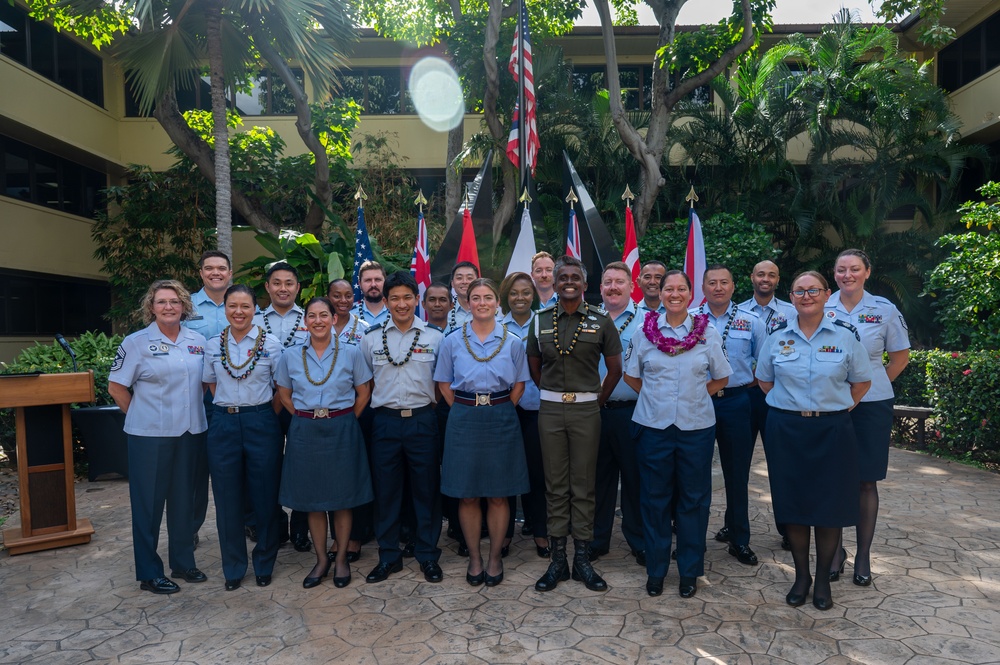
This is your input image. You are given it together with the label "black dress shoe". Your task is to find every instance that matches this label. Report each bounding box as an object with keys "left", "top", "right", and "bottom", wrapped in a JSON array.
[
  {"left": 536, "top": 545, "right": 551, "bottom": 558},
  {"left": 402, "top": 541, "right": 416, "bottom": 558},
  {"left": 853, "top": 573, "right": 873, "bottom": 587},
  {"left": 291, "top": 533, "right": 312, "bottom": 553},
  {"left": 303, "top": 561, "right": 331, "bottom": 589},
  {"left": 484, "top": 568, "right": 504, "bottom": 587},
  {"left": 727, "top": 544, "right": 759, "bottom": 566},
  {"left": 813, "top": 595, "right": 834, "bottom": 610},
  {"left": 225, "top": 578, "right": 242, "bottom": 591},
  {"left": 366, "top": 560, "right": 403, "bottom": 583},
  {"left": 255, "top": 575, "right": 271, "bottom": 587},
  {"left": 333, "top": 571, "right": 351, "bottom": 588},
  {"left": 587, "top": 546, "right": 609, "bottom": 562},
  {"left": 714, "top": 526, "right": 732, "bottom": 543},
  {"left": 421, "top": 560, "right": 443, "bottom": 583},
  {"left": 170, "top": 568, "right": 208, "bottom": 583},
  {"left": 346, "top": 550, "right": 360, "bottom": 563},
  {"left": 466, "top": 569, "right": 485, "bottom": 586},
  {"left": 632, "top": 550, "right": 646, "bottom": 566},
  {"left": 457, "top": 543, "right": 469, "bottom": 557},
  {"left": 500, "top": 545, "right": 510, "bottom": 558},
  {"left": 140, "top": 577, "right": 180, "bottom": 595},
  {"left": 679, "top": 577, "right": 697, "bottom": 598},
  {"left": 646, "top": 576, "right": 664, "bottom": 597},
  {"left": 245, "top": 525, "right": 258, "bottom": 542},
  {"left": 785, "top": 577, "right": 811, "bottom": 607},
  {"left": 830, "top": 548, "right": 847, "bottom": 581}
]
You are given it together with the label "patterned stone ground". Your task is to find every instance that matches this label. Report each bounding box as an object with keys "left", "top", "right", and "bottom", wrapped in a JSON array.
[{"left": 2, "top": 444, "right": 999, "bottom": 665}]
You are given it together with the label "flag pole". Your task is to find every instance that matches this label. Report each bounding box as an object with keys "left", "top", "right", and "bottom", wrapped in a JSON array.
[{"left": 517, "top": 0, "right": 527, "bottom": 193}]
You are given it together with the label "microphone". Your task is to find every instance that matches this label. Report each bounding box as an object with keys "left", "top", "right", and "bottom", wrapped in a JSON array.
[{"left": 55, "top": 334, "right": 78, "bottom": 372}]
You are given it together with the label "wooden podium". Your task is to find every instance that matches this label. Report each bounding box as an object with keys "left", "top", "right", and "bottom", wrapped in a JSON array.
[{"left": 1, "top": 371, "right": 96, "bottom": 554}]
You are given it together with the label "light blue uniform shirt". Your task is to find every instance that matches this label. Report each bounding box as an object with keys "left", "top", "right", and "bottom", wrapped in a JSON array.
[
  {"left": 826, "top": 290, "right": 910, "bottom": 402},
  {"left": 638, "top": 300, "right": 666, "bottom": 316},
  {"left": 537, "top": 293, "right": 559, "bottom": 310},
  {"left": 184, "top": 288, "right": 227, "bottom": 340},
  {"left": 755, "top": 315, "right": 873, "bottom": 412},
  {"left": 351, "top": 301, "right": 390, "bottom": 328},
  {"left": 501, "top": 312, "right": 540, "bottom": 410},
  {"left": 275, "top": 336, "right": 372, "bottom": 411},
  {"left": 434, "top": 321, "right": 530, "bottom": 394},
  {"left": 203, "top": 326, "right": 283, "bottom": 407},
  {"left": 444, "top": 297, "right": 473, "bottom": 335},
  {"left": 738, "top": 295, "right": 796, "bottom": 333},
  {"left": 109, "top": 323, "right": 209, "bottom": 437},
  {"left": 337, "top": 313, "right": 369, "bottom": 346},
  {"left": 252, "top": 304, "right": 308, "bottom": 348},
  {"left": 690, "top": 302, "right": 766, "bottom": 387},
  {"left": 625, "top": 314, "right": 731, "bottom": 431},
  {"left": 362, "top": 317, "right": 443, "bottom": 410},
  {"left": 600, "top": 304, "right": 641, "bottom": 402}
]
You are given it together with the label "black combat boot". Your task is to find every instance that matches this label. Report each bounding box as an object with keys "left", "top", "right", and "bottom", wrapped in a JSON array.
[
  {"left": 572, "top": 539, "right": 608, "bottom": 591},
  {"left": 534, "top": 536, "right": 569, "bottom": 592}
]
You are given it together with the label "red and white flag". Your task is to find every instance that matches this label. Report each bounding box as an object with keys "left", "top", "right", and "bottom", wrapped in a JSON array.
[
  {"left": 506, "top": 1, "right": 539, "bottom": 175},
  {"left": 409, "top": 211, "right": 431, "bottom": 319},
  {"left": 622, "top": 205, "right": 642, "bottom": 303},
  {"left": 456, "top": 206, "right": 481, "bottom": 273},
  {"left": 684, "top": 207, "right": 707, "bottom": 307},
  {"left": 566, "top": 207, "right": 582, "bottom": 260}
]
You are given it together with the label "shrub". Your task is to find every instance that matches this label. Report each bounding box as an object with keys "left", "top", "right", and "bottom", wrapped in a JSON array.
[
  {"left": 925, "top": 350, "right": 1000, "bottom": 466},
  {"left": 891, "top": 350, "right": 931, "bottom": 408}
]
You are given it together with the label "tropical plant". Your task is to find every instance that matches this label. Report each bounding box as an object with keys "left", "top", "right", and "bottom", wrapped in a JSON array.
[{"left": 238, "top": 230, "right": 351, "bottom": 304}]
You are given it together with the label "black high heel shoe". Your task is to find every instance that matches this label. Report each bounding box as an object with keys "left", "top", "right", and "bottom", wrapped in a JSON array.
[
  {"left": 303, "top": 560, "right": 331, "bottom": 589},
  {"left": 829, "top": 547, "right": 847, "bottom": 581},
  {"left": 466, "top": 565, "right": 485, "bottom": 587},
  {"left": 333, "top": 563, "right": 352, "bottom": 588},
  {"left": 853, "top": 572, "right": 872, "bottom": 586},
  {"left": 785, "top": 576, "right": 812, "bottom": 607},
  {"left": 485, "top": 564, "right": 504, "bottom": 587}
]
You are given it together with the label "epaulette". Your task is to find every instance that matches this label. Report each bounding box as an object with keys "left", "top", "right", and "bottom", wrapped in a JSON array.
[
  {"left": 442, "top": 325, "right": 460, "bottom": 335},
  {"left": 767, "top": 320, "right": 788, "bottom": 335},
  {"left": 833, "top": 319, "right": 861, "bottom": 342},
  {"left": 364, "top": 323, "right": 384, "bottom": 335}
]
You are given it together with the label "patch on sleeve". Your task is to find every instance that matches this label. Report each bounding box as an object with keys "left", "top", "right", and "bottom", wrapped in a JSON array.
[
  {"left": 624, "top": 341, "right": 633, "bottom": 363},
  {"left": 899, "top": 315, "right": 908, "bottom": 331},
  {"left": 111, "top": 346, "right": 126, "bottom": 372}
]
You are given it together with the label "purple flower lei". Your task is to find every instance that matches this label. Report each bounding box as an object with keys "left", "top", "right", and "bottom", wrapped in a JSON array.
[{"left": 642, "top": 311, "right": 709, "bottom": 356}]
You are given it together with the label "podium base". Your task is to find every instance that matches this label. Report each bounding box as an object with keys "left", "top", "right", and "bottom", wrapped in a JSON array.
[{"left": 3, "top": 519, "right": 94, "bottom": 555}]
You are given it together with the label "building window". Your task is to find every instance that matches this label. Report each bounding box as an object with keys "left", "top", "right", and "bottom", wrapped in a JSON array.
[
  {"left": 0, "top": 134, "right": 106, "bottom": 219},
  {"left": 0, "top": 2, "right": 104, "bottom": 107},
  {"left": 338, "top": 67, "right": 413, "bottom": 115},
  {"left": 125, "top": 68, "right": 305, "bottom": 117},
  {"left": 938, "top": 9, "right": 1000, "bottom": 92},
  {"left": 0, "top": 269, "right": 111, "bottom": 337},
  {"left": 570, "top": 64, "right": 709, "bottom": 110}
]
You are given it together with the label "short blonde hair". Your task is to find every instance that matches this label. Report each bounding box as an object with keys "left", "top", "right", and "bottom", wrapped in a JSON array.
[
  {"left": 140, "top": 279, "right": 194, "bottom": 325},
  {"left": 531, "top": 251, "right": 554, "bottom": 268}
]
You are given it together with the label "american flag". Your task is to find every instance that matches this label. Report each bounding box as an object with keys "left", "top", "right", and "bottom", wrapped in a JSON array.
[
  {"left": 409, "top": 211, "right": 431, "bottom": 319},
  {"left": 506, "top": 1, "right": 539, "bottom": 175},
  {"left": 566, "top": 207, "right": 582, "bottom": 259},
  {"left": 351, "top": 206, "right": 376, "bottom": 303}
]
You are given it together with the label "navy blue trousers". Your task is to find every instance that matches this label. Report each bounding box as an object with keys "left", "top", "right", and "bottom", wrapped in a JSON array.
[
  {"left": 712, "top": 390, "right": 755, "bottom": 546},
  {"left": 634, "top": 423, "right": 715, "bottom": 579},
  {"left": 594, "top": 402, "right": 644, "bottom": 553},
  {"left": 517, "top": 407, "right": 547, "bottom": 539},
  {"left": 192, "top": 389, "right": 212, "bottom": 535},
  {"left": 207, "top": 405, "right": 283, "bottom": 580},
  {"left": 371, "top": 409, "right": 442, "bottom": 565},
  {"left": 127, "top": 432, "right": 199, "bottom": 580}
]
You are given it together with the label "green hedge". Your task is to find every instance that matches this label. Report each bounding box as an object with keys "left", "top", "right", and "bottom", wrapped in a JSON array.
[{"left": 891, "top": 350, "right": 932, "bottom": 408}]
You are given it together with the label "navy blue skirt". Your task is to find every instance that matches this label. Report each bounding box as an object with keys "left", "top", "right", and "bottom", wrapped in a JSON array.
[
  {"left": 851, "top": 398, "right": 894, "bottom": 481},
  {"left": 279, "top": 414, "right": 373, "bottom": 512},
  {"left": 441, "top": 402, "right": 530, "bottom": 498},
  {"left": 763, "top": 409, "right": 859, "bottom": 528}
]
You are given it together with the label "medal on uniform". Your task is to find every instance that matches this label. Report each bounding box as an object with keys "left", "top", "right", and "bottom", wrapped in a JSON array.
[
  {"left": 159, "top": 344, "right": 169, "bottom": 352},
  {"left": 779, "top": 340, "right": 795, "bottom": 356}
]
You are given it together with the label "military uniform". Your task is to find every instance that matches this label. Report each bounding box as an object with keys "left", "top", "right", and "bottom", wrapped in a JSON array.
[
  {"left": 351, "top": 301, "right": 389, "bottom": 328},
  {"left": 738, "top": 295, "right": 796, "bottom": 446}
]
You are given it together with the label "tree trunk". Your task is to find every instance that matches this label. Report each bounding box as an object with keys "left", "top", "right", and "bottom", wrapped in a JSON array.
[
  {"left": 206, "top": 0, "right": 233, "bottom": 260},
  {"left": 445, "top": 123, "right": 464, "bottom": 230},
  {"left": 483, "top": 0, "right": 518, "bottom": 243}
]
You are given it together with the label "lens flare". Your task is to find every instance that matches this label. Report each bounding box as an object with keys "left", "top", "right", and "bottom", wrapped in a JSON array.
[{"left": 408, "top": 57, "right": 465, "bottom": 132}]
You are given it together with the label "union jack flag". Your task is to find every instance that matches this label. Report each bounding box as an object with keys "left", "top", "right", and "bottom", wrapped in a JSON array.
[
  {"left": 566, "top": 207, "right": 582, "bottom": 260},
  {"left": 409, "top": 211, "right": 431, "bottom": 320},
  {"left": 506, "top": 1, "right": 539, "bottom": 175}
]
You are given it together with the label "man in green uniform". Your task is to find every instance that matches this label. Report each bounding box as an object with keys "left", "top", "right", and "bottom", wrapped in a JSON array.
[{"left": 527, "top": 255, "right": 622, "bottom": 592}]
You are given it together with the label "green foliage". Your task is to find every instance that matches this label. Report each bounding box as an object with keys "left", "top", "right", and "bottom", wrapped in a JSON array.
[
  {"left": 662, "top": 1, "right": 775, "bottom": 74},
  {"left": 637, "top": 212, "right": 779, "bottom": 302},
  {"left": 238, "top": 230, "right": 352, "bottom": 303},
  {"left": 925, "top": 182, "right": 1000, "bottom": 350},
  {"left": 891, "top": 349, "right": 931, "bottom": 408},
  {"left": 27, "top": 0, "right": 129, "bottom": 48},
  {"left": 925, "top": 350, "right": 1000, "bottom": 466}
]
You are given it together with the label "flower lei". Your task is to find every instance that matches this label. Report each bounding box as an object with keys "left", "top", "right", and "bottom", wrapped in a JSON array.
[
  {"left": 220, "top": 325, "right": 266, "bottom": 380},
  {"left": 642, "top": 311, "right": 708, "bottom": 356},
  {"left": 462, "top": 322, "right": 508, "bottom": 362}
]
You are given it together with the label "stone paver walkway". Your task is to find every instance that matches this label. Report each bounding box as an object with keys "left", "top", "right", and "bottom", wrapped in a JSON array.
[{"left": 2, "top": 445, "right": 999, "bottom": 665}]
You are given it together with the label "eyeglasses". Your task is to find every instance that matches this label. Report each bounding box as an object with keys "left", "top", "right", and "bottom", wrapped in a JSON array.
[
  {"left": 154, "top": 299, "right": 183, "bottom": 307},
  {"left": 790, "top": 288, "right": 823, "bottom": 298}
]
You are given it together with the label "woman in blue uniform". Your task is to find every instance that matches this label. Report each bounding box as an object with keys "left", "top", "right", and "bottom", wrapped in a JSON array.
[
  {"left": 434, "top": 278, "right": 531, "bottom": 586},
  {"left": 756, "top": 271, "right": 872, "bottom": 610},
  {"left": 275, "top": 297, "right": 374, "bottom": 589},
  {"left": 623, "top": 270, "right": 731, "bottom": 599},
  {"left": 499, "top": 272, "right": 550, "bottom": 558},
  {"left": 108, "top": 279, "right": 208, "bottom": 595},
  {"left": 827, "top": 249, "right": 909, "bottom": 585},
  {"left": 202, "top": 284, "right": 285, "bottom": 590}
]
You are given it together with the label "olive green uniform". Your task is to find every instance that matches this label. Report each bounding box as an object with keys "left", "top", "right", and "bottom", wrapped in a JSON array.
[{"left": 527, "top": 303, "right": 622, "bottom": 541}]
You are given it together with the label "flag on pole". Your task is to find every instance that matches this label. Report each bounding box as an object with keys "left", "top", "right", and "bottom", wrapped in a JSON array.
[
  {"left": 566, "top": 207, "right": 582, "bottom": 259},
  {"left": 622, "top": 205, "right": 642, "bottom": 303},
  {"left": 351, "top": 206, "right": 376, "bottom": 303},
  {"left": 683, "top": 207, "right": 707, "bottom": 307},
  {"left": 410, "top": 211, "right": 431, "bottom": 319},
  {"left": 506, "top": 206, "right": 537, "bottom": 277},
  {"left": 456, "top": 206, "right": 481, "bottom": 272},
  {"left": 506, "top": 1, "right": 539, "bottom": 175}
]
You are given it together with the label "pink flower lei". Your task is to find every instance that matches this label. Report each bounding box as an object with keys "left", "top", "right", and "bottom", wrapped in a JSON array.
[{"left": 642, "top": 310, "right": 709, "bottom": 356}]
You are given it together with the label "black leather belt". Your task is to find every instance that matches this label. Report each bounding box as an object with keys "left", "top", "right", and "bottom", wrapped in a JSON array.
[
  {"left": 376, "top": 404, "right": 434, "bottom": 418},
  {"left": 712, "top": 384, "right": 752, "bottom": 399},
  {"left": 772, "top": 408, "right": 849, "bottom": 417},
  {"left": 454, "top": 390, "right": 511, "bottom": 407},
  {"left": 215, "top": 403, "right": 272, "bottom": 414},
  {"left": 603, "top": 400, "right": 636, "bottom": 409}
]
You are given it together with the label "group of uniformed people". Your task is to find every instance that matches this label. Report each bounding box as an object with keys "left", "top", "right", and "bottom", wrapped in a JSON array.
[{"left": 108, "top": 246, "right": 908, "bottom": 610}]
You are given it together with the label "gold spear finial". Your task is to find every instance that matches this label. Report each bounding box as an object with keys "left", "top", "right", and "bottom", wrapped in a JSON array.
[
  {"left": 414, "top": 190, "right": 427, "bottom": 213},
  {"left": 565, "top": 188, "right": 579, "bottom": 204},
  {"left": 519, "top": 188, "right": 532, "bottom": 203},
  {"left": 464, "top": 188, "right": 471, "bottom": 210},
  {"left": 354, "top": 184, "right": 368, "bottom": 208},
  {"left": 621, "top": 184, "right": 635, "bottom": 203},
  {"left": 685, "top": 185, "right": 699, "bottom": 208}
]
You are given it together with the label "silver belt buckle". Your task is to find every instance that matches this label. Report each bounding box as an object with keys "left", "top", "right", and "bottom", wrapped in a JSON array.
[
  {"left": 314, "top": 408, "right": 329, "bottom": 418},
  {"left": 476, "top": 393, "right": 491, "bottom": 406},
  {"left": 401, "top": 409, "right": 413, "bottom": 418},
  {"left": 716, "top": 389, "right": 725, "bottom": 398},
  {"left": 801, "top": 411, "right": 816, "bottom": 417},
  {"left": 561, "top": 392, "right": 576, "bottom": 403},
  {"left": 227, "top": 406, "right": 240, "bottom": 414}
]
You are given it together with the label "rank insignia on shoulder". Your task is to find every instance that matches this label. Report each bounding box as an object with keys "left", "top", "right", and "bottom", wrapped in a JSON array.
[
  {"left": 364, "top": 324, "right": 384, "bottom": 335},
  {"left": 428, "top": 324, "right": 444, "bottom": 333},
  {"left": 833, "top": 319, "right": 861, "bottom": 341},
  {"left": 768, "top": 320, "right": 788, "bottom": 335}
]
